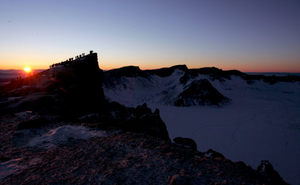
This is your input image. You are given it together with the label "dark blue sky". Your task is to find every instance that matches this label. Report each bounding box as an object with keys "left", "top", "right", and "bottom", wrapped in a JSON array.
[{"left": 1, "top": 0, "right": 300, "bottom": 72}]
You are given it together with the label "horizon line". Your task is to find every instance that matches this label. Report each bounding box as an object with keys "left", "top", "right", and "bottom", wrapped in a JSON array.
[{"left": 0, "top": 66, "right": 299, "bottom": 74}]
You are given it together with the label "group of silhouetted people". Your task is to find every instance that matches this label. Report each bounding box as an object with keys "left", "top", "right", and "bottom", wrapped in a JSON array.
[{"left": 49, "top": 50, "right": 94, "bottom": 68}]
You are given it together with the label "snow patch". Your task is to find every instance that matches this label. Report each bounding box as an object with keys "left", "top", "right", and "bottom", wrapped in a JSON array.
[{"left": 104, "top": 69, "right": 185, "bottom": 107}]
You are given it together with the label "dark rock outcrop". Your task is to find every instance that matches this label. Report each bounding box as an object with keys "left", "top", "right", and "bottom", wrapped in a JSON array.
[
  {"left": 145, "top": 65, "right": 188, "bottom": 77},
  {"left": 173, "top": 137, "right": 197, "bottom": 151},
  {"left": 174, "top": 79, "right": 229, "bottom": 106},
  {"left": 179, "top": 67, "right": 246, "bottom": 84},
  {"left": 0, "top": 53, "right": 105, "bottom": 116},
  {"left": 257, "top": 160, "right": 288, "bottom": 185},
  {"left": 44, "top": 52, "right": 105, "bottom": 115},
  {"left": 80, "top": 102, "right": 170, "bottom": 141},
  {"left": 104, "top": 65, "right": 147, "bottom": 78},
  {"left": 204, "top": 149, "right": 225, "bottom": 159},
  {"left": 103, "top": 66, "right": 148, "bottom": 88}
]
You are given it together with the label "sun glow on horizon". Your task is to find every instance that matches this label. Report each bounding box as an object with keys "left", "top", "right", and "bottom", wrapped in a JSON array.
[{"left": 24, "top": 66, "right": 32, "bottom": 73}]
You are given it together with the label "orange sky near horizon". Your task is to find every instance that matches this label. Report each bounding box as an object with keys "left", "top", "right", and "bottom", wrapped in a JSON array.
[{"left": 1, "top": 56, "right": 299, "bottom": 73}]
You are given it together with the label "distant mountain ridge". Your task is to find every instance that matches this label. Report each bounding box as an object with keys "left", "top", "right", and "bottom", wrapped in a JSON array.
[
  {"left": 103, "top": 65, "right": 300, "bottom": 107},
  {"left": 104, "top": 65, "right": 300, "bottom": 84}
]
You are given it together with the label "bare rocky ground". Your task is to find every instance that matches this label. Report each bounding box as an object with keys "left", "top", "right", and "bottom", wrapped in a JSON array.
[{"left": 0, "top": 113, "right": 287, "bottom": 185}]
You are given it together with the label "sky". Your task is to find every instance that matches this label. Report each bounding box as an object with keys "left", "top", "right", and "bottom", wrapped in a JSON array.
[{"left": 0, "top": 0, "right": 300, "bottom": 72}]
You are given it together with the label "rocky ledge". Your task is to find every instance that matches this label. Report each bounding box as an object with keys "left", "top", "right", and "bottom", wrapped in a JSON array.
[{"left": 0, "top": 115, "right": 287, "bottom": 185}]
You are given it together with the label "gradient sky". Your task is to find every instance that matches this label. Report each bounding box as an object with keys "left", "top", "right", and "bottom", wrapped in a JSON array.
[{"left": 0, "top": 0, "right": 300, "bottom": 72}]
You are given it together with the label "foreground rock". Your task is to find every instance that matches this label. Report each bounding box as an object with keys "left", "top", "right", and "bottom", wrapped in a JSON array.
[
  {"left": 0, "top": 126, "right": 288, "bottom": 185},
  {"left": 80, "top": 102, "right": 170, "bottom": 141}
]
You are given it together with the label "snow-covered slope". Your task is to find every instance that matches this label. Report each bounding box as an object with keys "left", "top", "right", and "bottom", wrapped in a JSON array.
[
  {"left": 104, "top": 69, "right": 185, "bottom": 106},
  {"left": 103, "top": 66, "right": 300, "bottom": 185}
]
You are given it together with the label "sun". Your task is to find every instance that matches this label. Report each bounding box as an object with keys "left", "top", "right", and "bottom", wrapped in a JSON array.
[{"left": 24, "top": 66, "right": 32, "bottom": 73}]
